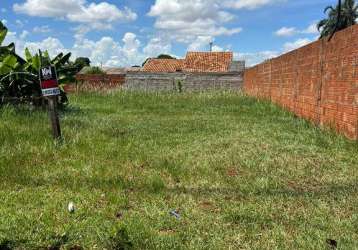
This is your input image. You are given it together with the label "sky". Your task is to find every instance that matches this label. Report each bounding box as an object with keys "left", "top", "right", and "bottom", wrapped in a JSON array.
[{"left": 1, "top": 0, "right": 338, "bottom": 67}]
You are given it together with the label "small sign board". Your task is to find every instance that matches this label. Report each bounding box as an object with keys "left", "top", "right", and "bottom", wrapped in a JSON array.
[{"left": 39, "top": 66, "right": 60, "bottom": 97}]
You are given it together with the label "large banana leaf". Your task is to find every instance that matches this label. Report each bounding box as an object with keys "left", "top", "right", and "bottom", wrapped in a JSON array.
[
  {"left": 32, "top": 54, "right": 41, "bottom": 72},
  {"left": 0, "top": 43, "right": 26, "bottom": 66},
  {"left": 41, "top": 50, "right": 51, "bottom": 66},
  {"left": 25, "top": 48, "right": 33, "bottom": 62},
  {"left": 0, "top": 43, "right": 15, "bottom": 57},
  {"left": 52, "top": 52, "right": 71, "bottom": 68},
  {"left": 0, "top": 54, "right": 18, "bottom": 75},
  {"left": 51, "top": 53, "right": 63, "bottom": 64}
]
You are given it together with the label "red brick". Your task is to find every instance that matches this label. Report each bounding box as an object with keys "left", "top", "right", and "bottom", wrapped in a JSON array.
[{"left": 243, "top": 24, "right": 358, "bottom": 140}]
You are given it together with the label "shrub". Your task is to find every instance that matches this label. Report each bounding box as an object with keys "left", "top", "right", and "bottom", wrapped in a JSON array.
[{"left": 80, "top": 66, "right": 105, "bottom": 75}]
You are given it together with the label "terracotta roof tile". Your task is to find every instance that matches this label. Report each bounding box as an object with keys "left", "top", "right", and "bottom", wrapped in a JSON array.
[
  {"left": 143, "top": 59, "right": 184, "bottom": 72},
  {"left": 142, "top": 52, "right": 234, "bottom": 73},
  {"left": 184, "top": 52, "right": 233, "bottom": 73}
]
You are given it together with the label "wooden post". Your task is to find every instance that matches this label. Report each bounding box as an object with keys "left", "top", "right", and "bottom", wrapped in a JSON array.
[
  {"left": 47, "top": 96, "right": 61, "bottom": 139},
  {"left": 39, "top": 61, "right": 62, "bottom": 140}
]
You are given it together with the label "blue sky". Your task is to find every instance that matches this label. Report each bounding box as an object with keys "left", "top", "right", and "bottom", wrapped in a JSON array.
[{"left": 1, "top": 0, "right": 337, "bottom": 66}]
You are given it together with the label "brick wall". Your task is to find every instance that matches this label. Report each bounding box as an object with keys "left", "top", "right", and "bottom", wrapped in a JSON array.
[
  {"left": 244, "top": 25, "right": 358, "bottom": 140},
  {"left": 69, "top": 74, "right": 125, "bottom": 92},
  {"left": 124, "top": 72, "right": 243, "bottom": 91}
]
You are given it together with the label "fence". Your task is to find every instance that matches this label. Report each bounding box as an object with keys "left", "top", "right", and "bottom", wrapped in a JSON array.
[
  {"left": 244, "top": 25, "right": 358, "bottom": 140},
  {"left": 69, "top": 74, "right": 126, "bottom": 92}
]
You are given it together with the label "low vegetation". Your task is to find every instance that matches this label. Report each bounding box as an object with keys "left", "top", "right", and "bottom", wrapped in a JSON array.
[
  {"left": 79, "top": 66, "right": 106, "bottom": 75},
  {"left": 0, "top": 91, "right": 357, "bottom": 249}
]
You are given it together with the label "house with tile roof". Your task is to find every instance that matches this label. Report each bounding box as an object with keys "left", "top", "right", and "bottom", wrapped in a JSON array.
[
  {"left": 76, "top": 51, "right": 245, "bottom": 92},
  {"left": 143, "top": 59, "right": 185, "bottom": 73},
  {"left": 143, "top": 52, "right": 244, "bottom": 73},
  {"left": 184, "top": 52, "right": 233, "bottom": 73}
]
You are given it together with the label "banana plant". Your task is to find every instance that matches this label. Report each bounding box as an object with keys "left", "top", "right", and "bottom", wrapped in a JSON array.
[
  {"left": 0, "top": 55, "right": 19, "bottom": 75},
  {"left": 0, "top": 20, "right": 76, "bottom": 107}
]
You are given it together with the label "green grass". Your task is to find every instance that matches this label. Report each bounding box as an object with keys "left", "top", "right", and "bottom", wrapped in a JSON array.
[{"left": 0, "top": 91, "right": 357, "bottom": 249}]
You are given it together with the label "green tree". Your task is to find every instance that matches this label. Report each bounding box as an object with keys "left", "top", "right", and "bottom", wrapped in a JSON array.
[
  {"left": 157, "top": 54, "right": 176, "bottom": 59},
  {"left": 317, "top": 0, "right": 358, "bottom": 39},
  {"left": 74, "top": 57, "right": 91, "bottom": 71},
  {"left": 142, "top": 54, "right": 176, "bottom": 66}
]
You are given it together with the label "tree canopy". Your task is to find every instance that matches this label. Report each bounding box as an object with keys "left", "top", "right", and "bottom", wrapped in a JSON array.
[
  {"left": 74, "top": 57, "right": 91, "bottom": 71},
  {"left": 157, "top": 54, "right": 176, "bottom": 59},
  {"left": 142, "top": 54, "right": 176, "bottom": 66},
  {"left": 317, "top": 0, "right": 358, "bottom": 39}
]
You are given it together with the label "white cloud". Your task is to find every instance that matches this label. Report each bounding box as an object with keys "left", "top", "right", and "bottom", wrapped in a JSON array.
[
  {"left": 8, "top": 0, "right": 282, "bottom": 68},
  {"left": 15, "top": 20, "right": 25, "bottom": 27},
  {"left": 20, "top": 30, "right": 29, "bottom": 40},
  {"left": 14, "top": 0, "right": 84, "bottom": 18},
  {"left": 236, "top": 36, "right": 315, "bottom": 66},
  {"left": 143, "top": 37, "right": 172, "bottom": 58},
  {"left": 275, "top": 22, "right": 319, "bottom": 37},
  {"left": 302, "top": 22, "right": 318, "bottom": 34},
  {"left": 148, "top": 0, "right": 242, "bottom": 46},
  {"left": 235, "top": 50, "right": 279, "bottom": 66},
  {"left": 56, "top": 33, "right": 171, "bottom": 66},
  {"left": 4, "top": 30, "right": 146, "bottom": 67},
  {"left": 3, "top": 31, "right": 29, "bottom": 55},
  {"left": 4, "top": 31, "right": 315, "bottom": 68},
  {"left": 187, "top": 36, "right": 228, "bottom": 52},
  {"left": 275, "top": 27, "right": 297, "bottom": 37},
  {"left": 283, "top": 38, "right": 312, "bottom": 52},
  {"left": 82, "top": 37, "right": 121, "bottom": 66},
  {"left": 212, "top": 45, "right": 224, "bottom": 52},
  {"left": 1, "top": 19, "right": 7, "bottom": 25},
  {"left": 25, "top": 37, "right": 67, "bottom": 56},
  {"left": 68, "top": 4, "right": 136, "bottom": 23},
  {"left": 121, "top": 33, "right": 142, "bottom": 65},
  {"left": 3, "top": 31, "right": 18, "bottom": 46},
  {"left": 13, "top": 0, "right": 137, "bottom": 31},
  {"left": 6, "top": 32, "right": 65, "bottom": 58},
  {"left": 73, "top": 33, "right": 174, "bottom": 67},
  {"left": 223, "top": 0, "right": 283, "bottom": 10},
  {"left": 188, "top": 36, "right": 213, "bottom": 51},
  {"left": 73, "top": 33, "right": 147, "bottom": 67},
  {"left": 33, "top": 25, "right": 52, "bottom": 33}
]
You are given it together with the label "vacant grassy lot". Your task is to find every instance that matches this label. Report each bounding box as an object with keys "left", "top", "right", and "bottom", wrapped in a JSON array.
[{"left": 0, "top": 91, "right": 357, "bottom": 249}]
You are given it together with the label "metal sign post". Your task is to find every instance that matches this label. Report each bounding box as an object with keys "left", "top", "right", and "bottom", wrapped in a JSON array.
[{"left": 39, "top": 65, "right": 62, "bottom": 139}]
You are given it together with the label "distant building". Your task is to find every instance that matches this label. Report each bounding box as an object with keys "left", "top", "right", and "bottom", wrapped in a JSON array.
[
  {"left": 74, "top": 52, "right": 245, "bottom": 92},
  {"left": 143, "top": 52, "right": 245, "bottom": 73},
  {"left": 142, "top": 59, "right": 185, "bottom": 73}
]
